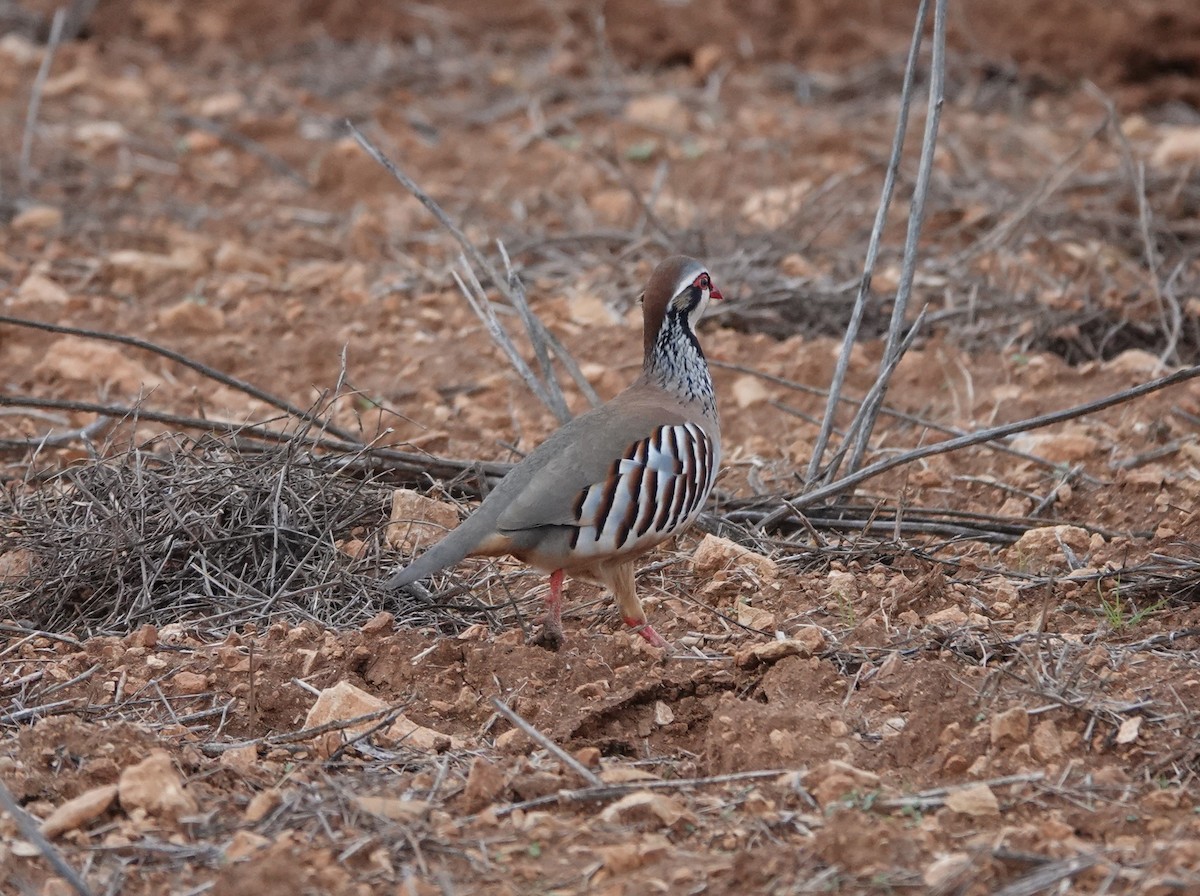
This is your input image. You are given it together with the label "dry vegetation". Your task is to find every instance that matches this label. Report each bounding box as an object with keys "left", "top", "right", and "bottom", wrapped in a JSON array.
[{"left": 4, "top": 1, "right": 1200, "bottom": 894}]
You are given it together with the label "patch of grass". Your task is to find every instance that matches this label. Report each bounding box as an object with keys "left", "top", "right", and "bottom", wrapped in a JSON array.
[{"left": 1097, "top": 579, "right": 1168, "bottom": 630}]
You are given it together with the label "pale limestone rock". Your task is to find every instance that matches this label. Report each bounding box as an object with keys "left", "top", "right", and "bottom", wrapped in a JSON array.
[
  {"left": 599, "top": 790, "right": 693, "bottom": 828},
  {"left": 74, "top": 120, "right": 127, "bottom": 151},
  {"left": 461, "top": 757, "right": 507, "bottom": 813},
  {"left": 352, "top": 796, "right": 430, "bottom": 823},
  {"left": 197, "top": 91, "right": 245, "bottom": 117},
  {"left": 1007, "top": 524, "right": 1092, "bottom": 572},
  {"left": 1009, "top": 429, "right": 1100, "bottom": 463},
  {"left": 740, "top": 181, "right": 811, "bottom": 229},
  {"left": 217, "top": 744, "right": 258, "bottom": 773},
  {"left": 731, "top": 374, "right": 770, "bottom": 408},
  {"left": 1115, "top": 715, "right": 1142, "bottom": 745},
  {"left": 945, "top": 783, "right": 999, "bottom": 816},
  {"left": 924, "top": 852, "right": 972, "bottom": 888},
  {"left": 1031, "top": 720, "right": 1064, "bottom": 762},
  {"left": 118, "top": 750, "right": 198, "bottom": 820},
  {"left": 805, "top": 759, "right": 880, "bottom": 807},
  {"left": 386, "top": 489, "right": 460, "bottom": 555},
  {"left": 11, "top": 205, "right": 63, "bottom": 232},
  {"left": 243, "top": 789, "right": 281, "bottom": 822},
  {"left": 624, "top": 93, "right": 686, "bottom": 129},
  {"left": 599, "top": 765, "right": 661, "bottom": 784},
  {"left": 1151, "top": 127, "right": 1200, "bottom": 166},
  {"left": 224, "top": 830, "right": 270, "bottom": 860},
  {"left": 39, "top": 784, "right": 118, "bottom": 838},
  {"left": 15, "top": 273, "right": 69, "bottom": 307},
  {"left": 172, "top": 670, "right": 208, "bottom": 695},
  {"left": 691, "top": 534, "right": 778, "bottom": 581},
  {"left": 735, "top": 630, "right": 825, "bottom": 668},
  {"left": 383, "top": 713, "right": 451, "bottom": 752},
  {"left": 303, "top": 680, "right": 386, "bottom": 737},
  {"left": 926, "top": 606, "right": 970, "bottom": 626},
  {"left": 107, "top": 248, "right": 205, "bottom": 284},
  {"left": 990, "top": 706, "right": 1030, "bottom": 747},
  {"left": 157, "top": 299, "right": 225, "bottom": 333},
  {"left": 736, "top": 601, "right": 776, "bottom": 631}
]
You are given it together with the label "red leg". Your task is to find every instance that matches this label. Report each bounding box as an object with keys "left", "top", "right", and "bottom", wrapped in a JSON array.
[
  {"left": 532, "top": 569, "right": 566, "bottom": 650},
  {"left": 624, "top": 616, "right": 670, "bottom": 649}
]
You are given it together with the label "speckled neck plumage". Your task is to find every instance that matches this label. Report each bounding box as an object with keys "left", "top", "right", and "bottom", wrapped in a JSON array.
[{"left": 644, "top": 306, "right": 717, "bottom": 420}]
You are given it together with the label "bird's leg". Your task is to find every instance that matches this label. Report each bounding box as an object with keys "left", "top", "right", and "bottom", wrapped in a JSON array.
[
  {"left": 629, "top": 619, "right": 669, "bottom": 650},
  {"left": 601, "top": 561, "right": 670, "bottom": 650},
  {"left": 531, "top": 568, "right": 566, "bottom": 651}
]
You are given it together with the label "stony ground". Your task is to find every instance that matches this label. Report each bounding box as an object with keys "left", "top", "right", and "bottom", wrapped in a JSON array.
[{"left": 3, "top": 2, "right": 1200, "bottom": 894}]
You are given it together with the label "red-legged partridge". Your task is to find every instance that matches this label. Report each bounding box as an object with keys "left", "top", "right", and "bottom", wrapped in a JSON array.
[{"left": 385, "top": 255, "right": 723, "bottom": 649}]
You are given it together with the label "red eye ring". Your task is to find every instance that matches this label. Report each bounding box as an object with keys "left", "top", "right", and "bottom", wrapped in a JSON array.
[{"left": 694, "top": 272, "right": 723, "bottom": 301}]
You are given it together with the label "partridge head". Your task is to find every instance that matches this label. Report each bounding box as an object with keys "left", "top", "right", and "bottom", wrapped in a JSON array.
[{"left": 386, "top": 255, "right": 724, "bottom": 649}]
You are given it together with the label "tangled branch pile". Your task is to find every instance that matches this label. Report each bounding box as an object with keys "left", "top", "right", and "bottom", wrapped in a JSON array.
[{"left": 1, "top": 435, "right": 490, "bottom": 635}]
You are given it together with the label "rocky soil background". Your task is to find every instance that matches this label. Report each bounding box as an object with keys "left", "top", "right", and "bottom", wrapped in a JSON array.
[{"left": 3, "top": 1, "right": 1200, "bottom": 893}]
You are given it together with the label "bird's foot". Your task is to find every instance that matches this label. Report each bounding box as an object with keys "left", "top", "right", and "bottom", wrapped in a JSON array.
[
  {"left": 530, "top": 619, "right": 565, "bottom": 651},
  {"left": 529, "top": 568, "right": 567, "bottom": 651},
  {"left": 625, "top": 617, "right": 670, "bottom": 650}
]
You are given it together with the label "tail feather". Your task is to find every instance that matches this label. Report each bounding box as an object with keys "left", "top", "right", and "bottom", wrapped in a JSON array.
[{"left": 383, "top": 511, "right": 495, "bottom": 591}]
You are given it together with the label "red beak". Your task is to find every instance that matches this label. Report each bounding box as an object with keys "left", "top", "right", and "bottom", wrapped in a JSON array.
[{"left": 708, "top": 284, "right": 724, "bottom": 301}]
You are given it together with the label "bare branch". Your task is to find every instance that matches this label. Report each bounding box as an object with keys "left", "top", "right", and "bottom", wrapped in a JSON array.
[
  {"left": 839, "top": 0, "right": 946, "bottom": 481},
  {"left": 0, "top": 393, "right": 514, "bottom": 487},
  {"left": 490, "top": 698, "right": 602, "bottom": 787},
  {"left": 710, "top": 358, "right": 1089, "bottom": 479},
  {"left": 18, "top": 7, "right": 66, "bottom": 191},
  {"left": 452, "top": 261, "right": 563, "bottom": 416},
  {"left": 5, "top": 415, "right": 111, "bottom": 452},
  {"left": 829, "top": 305, "right": 928, "bottom": 485},
  {"left": 0, "top": 778, "right": 95, "bottom": 896},
  {"left": 805, "top": 0, "right": 929, "bottom": 487},
  {"left": 0, "top": 315, "right": 366, "bottom": 446},
  {"left": 495, "top": 240, "right": 572, "bottom": 418},
  {"left": 770, "top": 361, "right": 1200, "bottom": 522},
  {"left": 346, "top": 122, "right": 595, "bottom": 423}
]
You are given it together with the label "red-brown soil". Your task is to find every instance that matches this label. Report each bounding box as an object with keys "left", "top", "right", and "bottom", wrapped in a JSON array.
[{"left": 3, "top": 2, "right": 1200, "bottom": 894}]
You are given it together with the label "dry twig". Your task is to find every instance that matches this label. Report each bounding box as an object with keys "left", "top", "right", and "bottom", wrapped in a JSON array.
[
  {"left": 491, "top": 697, "right": 602, "bottom": 786},
  {"left": 757, "top": 360, "right": 1200, "bottom": 528},
  {"left": 490, "top": 767, "right": 788, "bottom": 819},
  {"left": 805, "top": 0, "right": 930, "bottom": 488},
  {"left": 0, "top": 315, "right": 365, "bottom": 446},
  {"left": 18, "top": 7, "right": 66, "bottom": 191},
  {"left": 0, "top": 429, "right": 493, "bottom": 634},
  {"left": 0, "top": 779, "right": 94, "bottom": 896},
  {"left": 347, "top": 122, "right": 600, "bottom": 421},
  {"left": 841, "top": 0, "right": 946, "bottom": 479}
]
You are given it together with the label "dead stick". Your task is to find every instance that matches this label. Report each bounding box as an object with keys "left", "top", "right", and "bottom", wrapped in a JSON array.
[
  {"left": 875, "top": 771, "right": 1044, "bottom": 809},
  {"left": 491, "top": 767, "right": 788, "bottom": 819},
  {"left": 0, "top": 394, "right": 513, "bottom": 484},
  {"left": 198, "top": 705, "right": 402, "bottom": 754},
  {"left": 764, "top": 361, "right": 1200, "bottom": 524},
  {"left": 18, "top": 7, "right": 66, "bottom": 191},
  {"left": 711, "top": 359, "right": 1085, "bottom": 478},
  {"left": 347, "top": 122, "right": 600, "bottom": 420},
  {"left": 991, "top": 855, "right": 1100, "bottom": 896},
  {"left": 491, "top": 697, "right": 602, "bottom": 787},
  {"left": 841, "top": 0, "right": 946, "bottom": 480},
  {"left": 806, "top": 0, "right": 929, "bottom": 486},
  {"left": 0, "top": 779, "right": 95, "bottom": 896},
  {"left": 0, "top": 315, "right": 364, "bottom": 446}
]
